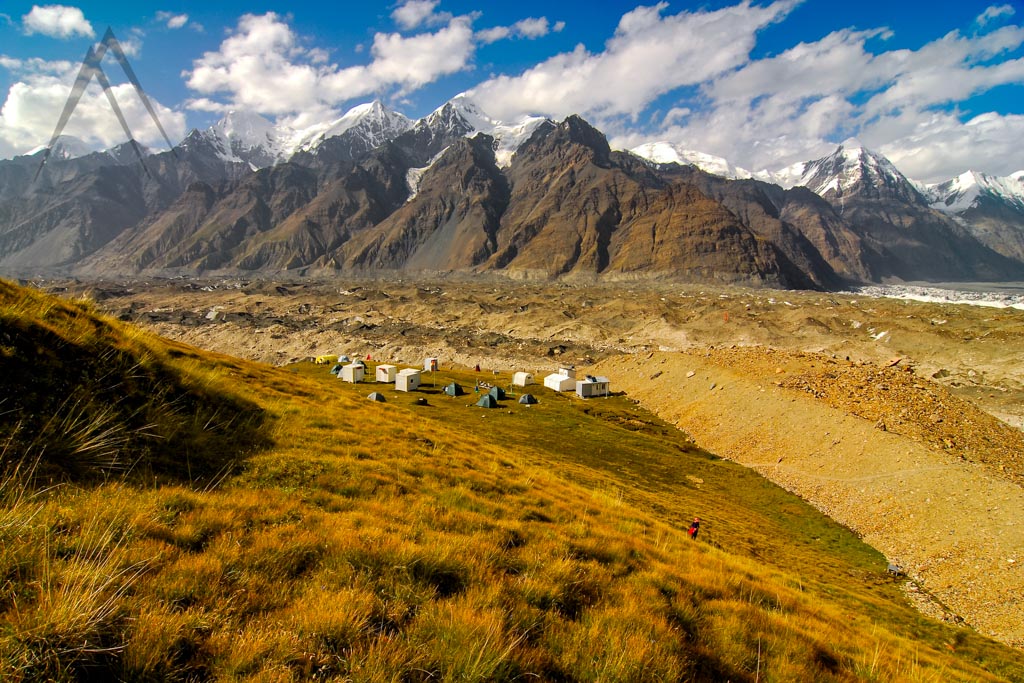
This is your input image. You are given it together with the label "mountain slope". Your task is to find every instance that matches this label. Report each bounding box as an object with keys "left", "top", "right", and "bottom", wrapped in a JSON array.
[
  {"left": 789, "top": 142, "right": 1024, "bottom": 281},
  {"left": 485, "top": 116, "right": 817, "bottom": 286},
  {"left": 340, "top": 134, "right": 509, "bottom": 270},
  {"left": 927, "top": 170, "right": 1024, "bottom": 262},
  {"left": 3, "top": 278, "right": 1022, "bottom": 680}
]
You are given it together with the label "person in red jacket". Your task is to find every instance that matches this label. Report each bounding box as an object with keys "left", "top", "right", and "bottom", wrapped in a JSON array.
[{"left": 688, "top": 517, "right": 700, "bottom": 539}]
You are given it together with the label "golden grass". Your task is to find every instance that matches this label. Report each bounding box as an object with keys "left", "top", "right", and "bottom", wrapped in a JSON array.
[{"left": 1, "top": 278, "right": 1023, "bottom": 681}]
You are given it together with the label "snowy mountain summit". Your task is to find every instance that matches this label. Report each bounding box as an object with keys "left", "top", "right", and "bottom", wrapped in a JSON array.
[
  {"left": 926, "top": 170, "right": 1024, "bottom": 215},
  {"left": 423, "top": 94, "right": 551, "bottom": 167},
  {"left": 200, "top": 110, "right": 284, "bottom": 169},
  {"left": 291, "top": 100, "right": 413, "bottom": 155},
  {"left": 630, "top": 142, "right": 754, "bottom": 180},
  {"left": 784, "top": 139, "right": 924, "bottom": 204}
]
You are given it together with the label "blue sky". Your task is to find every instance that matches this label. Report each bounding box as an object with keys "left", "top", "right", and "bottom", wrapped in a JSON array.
[{"left": 1, "top": 1, "right": 1022, "bottom": 182}]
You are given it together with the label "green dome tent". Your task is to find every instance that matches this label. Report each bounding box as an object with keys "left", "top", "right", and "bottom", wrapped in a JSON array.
[
  {"left": 444, "top": 382, "right": 465, "bottom": 396},
  {"left": 476, "top": 394, "right": 498, "bottom": 408},
  {"left": 488, "top": 386, "right": 506, "bottom": 401},
  {"left": 518, "top": 394, "right": 538, "bottom": 405},
  {"left": 366, "top": 392, "right": 386, "bottom": 403}
]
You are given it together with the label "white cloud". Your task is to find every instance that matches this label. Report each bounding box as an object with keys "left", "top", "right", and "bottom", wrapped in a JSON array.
[
  {"left": 553, "top": 21, "right": 565, "bottom": 33},
  {"left": 156, "top": 11, "right": 190, "bottom": 30},
  {"left": 602, "top": 11, "right": 1024, "bottom": 182},
  {"left": 513, "top": 17, "right": 551, "bottom": 39},
  {"left": 469, "top": 1, "right": 798, "bottom": 123},
  {"left": 364, "top": 17, "right": 475, "bottom": 93},
  {"left": 874, "top": 111, "right": 1024, "bottom": 183},
  {"left": 978, "top": 4, "right": 1015, "bottom": 26},
  {"left": 185, "top": 11, "right": 476, "bottom": 116},
  {"left": 392, "top": 1, "right": 451, "bottom": 30},
  {"left": 0, "top": 72, "right": 186, "bottom": 158},
  {"left": 22, "top": 4, "right": 94, "bottom": 39},
  {"left": 0, "top": 55, "right": 74, "bottom": 74},
  {"left": 477, "top": 16, "right": 558, "bottom": 44},
  {"left": 476, "top": 26, "right": 510, "bottom": 45}
]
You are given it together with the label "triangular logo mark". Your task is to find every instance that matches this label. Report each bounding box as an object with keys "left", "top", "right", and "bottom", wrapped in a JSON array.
[{"left": 35, "top": 27, "right": 178, "bottom": 180}]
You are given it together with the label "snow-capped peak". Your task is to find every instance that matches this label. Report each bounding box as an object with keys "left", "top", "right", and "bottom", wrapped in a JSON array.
[
  {"left": 629, "top": 141, "right": 754, "bottom": 179},
  {"left": 289, "top": 99, "right": 412, "bottom": 154},
  {"left": 27, "top": 135, "right": 95, "bottom": 160},
  {"left": 197, "top": 110, "right": 285, "bottom": 168},
  {"left": 421, "top": 93, "right": 551, "bottom": 167},
  {"left": 927, "top": 169, "right": 1024, "bottom": 214},
  {"left": 788, "top": 141, "right": 922, "bottom": 203}
]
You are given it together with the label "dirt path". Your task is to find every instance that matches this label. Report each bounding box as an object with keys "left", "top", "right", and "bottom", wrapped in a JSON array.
[{"left": 595, "top": 349, "right": 1024, "bottom": 646}]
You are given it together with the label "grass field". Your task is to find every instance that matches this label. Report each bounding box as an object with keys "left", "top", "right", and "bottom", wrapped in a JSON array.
[{"left": 2, "top": 278, "right": 1023, "bottom": 681}]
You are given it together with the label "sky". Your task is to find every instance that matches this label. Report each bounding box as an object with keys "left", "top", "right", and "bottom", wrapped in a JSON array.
[{"left": 1, "top": 0, "right": 1022, "bottom": 183}]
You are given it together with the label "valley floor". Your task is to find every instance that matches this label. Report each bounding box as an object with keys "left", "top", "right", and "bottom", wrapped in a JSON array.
[{"left": 48, "top": 275, "right": 1024, "bottom": 647}]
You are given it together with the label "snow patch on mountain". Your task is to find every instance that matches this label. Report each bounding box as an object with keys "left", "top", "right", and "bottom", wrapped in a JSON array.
[
  {"left": 629, "top": 142, "right": 753, "bottom": 179},
  {"left": 406, "top": 147, "right": 450, "bottom": 201}
]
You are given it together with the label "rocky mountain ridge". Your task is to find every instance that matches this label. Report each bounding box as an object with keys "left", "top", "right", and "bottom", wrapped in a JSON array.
[{"left": 3, "top": 97, "right": 1023, "bottom": 287}]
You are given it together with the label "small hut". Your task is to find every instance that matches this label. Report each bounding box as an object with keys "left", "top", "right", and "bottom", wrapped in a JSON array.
[
  {"left": 424, "top": 357, "right": 439, "bottom": 371},
  {"left": 376, "top": 364, "right": 397, "bottom": 383},
  {"left": 543, "top": 366, "right": 576, "bottom": 392},
  {"left": 396, "top": 369, "right": 422, "bottom": 392},
  {"left": 340, "top": 363, "right": 365, "bottom": 383},
  {"left": 576, "top": 375, "right": 611, "bottom": 398},
  {"left": 512, "top": 372, "right": 534, "bottom": 387}
]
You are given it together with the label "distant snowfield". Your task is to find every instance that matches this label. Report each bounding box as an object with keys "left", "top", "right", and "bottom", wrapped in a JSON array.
[{"left": 845, "top": 283, "right": 1024, "bottom": 310}]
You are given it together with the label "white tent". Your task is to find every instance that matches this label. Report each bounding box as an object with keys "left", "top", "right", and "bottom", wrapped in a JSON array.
[
  {"left": 544, "top": 373, "right": 575, "bottom": 392},
  {"left": 576, "top": 375, "right": 611, "bottom": 398},
  {"left": 340, "top": 363, "right": 365, "bottom": 383},
  {"left": 396, "top": 368, "right": 422, "bottom": 392},
  {"left": 376, "top": 364, "right": 397, "bottom": 382},
  {"left": 512, "top": 371, "right": 534, "bottom": 387}
]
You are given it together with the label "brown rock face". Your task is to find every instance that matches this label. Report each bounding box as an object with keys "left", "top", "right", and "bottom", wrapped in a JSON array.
[
  {"left": 340, "top": 135, "right": 509, "bottom": 271},
  {"left": 486, "top": 116, "right": 813, "bottom": 286}
]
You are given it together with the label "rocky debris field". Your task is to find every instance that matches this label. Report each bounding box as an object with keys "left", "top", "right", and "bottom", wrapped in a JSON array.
[
  {"left": 596, "top": 347, "right": 1024, "bottom": 647},
  {"left": 36, "top": 275, "right": 1024, "bottom": 646}
]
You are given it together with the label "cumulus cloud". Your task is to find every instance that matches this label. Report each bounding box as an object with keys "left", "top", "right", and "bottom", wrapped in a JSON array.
[
  {"left": 874, "top": 111, "right": 1024, "bottom": 183},
  {"left": 185, "top": 11, "right": 476, "bottom": 118},
  {"left": 469, "top": 0, "right": 798, "bottom": 122},
  {"left": 0, "top": 71, "right": 186, "bottom": 158},
  {"left": 392, "top": 0, "right": 451, "bottom": 30},
  {"left": 22, "top": 4, "right": 94, "bottom": 39},
  {"left": 598, "top": 7, "right": 1024, "bottom": 182}
]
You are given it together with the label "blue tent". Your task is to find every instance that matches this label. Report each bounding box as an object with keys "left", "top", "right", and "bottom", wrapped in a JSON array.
[{"left": 488, "top": 386, "right": 506, "bottom": 401}]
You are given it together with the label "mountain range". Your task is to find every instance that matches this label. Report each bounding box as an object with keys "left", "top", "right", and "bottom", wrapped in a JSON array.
[{"left": 2, "top": 96, "right": 1023, "bottom": 289}]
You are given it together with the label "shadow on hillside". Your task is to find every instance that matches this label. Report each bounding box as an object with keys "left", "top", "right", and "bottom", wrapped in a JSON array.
[{"left": 0, "top": 290, "right": 271, "bottom": 487}]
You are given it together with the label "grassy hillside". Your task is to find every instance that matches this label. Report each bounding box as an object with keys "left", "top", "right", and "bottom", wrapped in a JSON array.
[
  {"left": 1, "top": 279, "right": 1023, "bottom": 681},
  {"left": 0, "top": 278, "right": 269, "bottom": 484}
]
